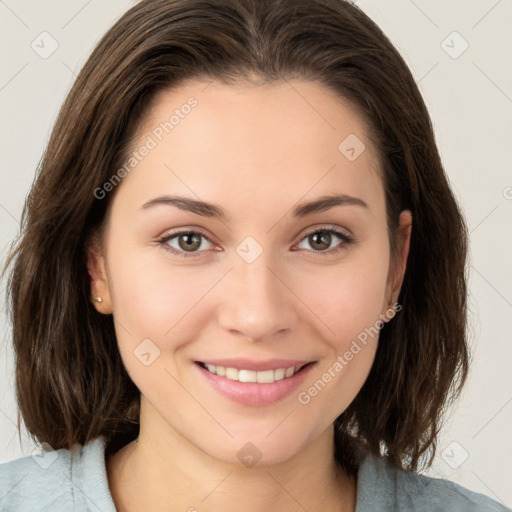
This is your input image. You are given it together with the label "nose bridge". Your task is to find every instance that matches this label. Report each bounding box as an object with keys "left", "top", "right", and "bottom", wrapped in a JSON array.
[{"left": 217, "top": 246, "right": 298, "bottom": 341}]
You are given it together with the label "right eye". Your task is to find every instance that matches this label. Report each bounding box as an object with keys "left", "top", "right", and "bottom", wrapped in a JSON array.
[{"left": 157, "top": 230, "right": 216, "bottom": 258}]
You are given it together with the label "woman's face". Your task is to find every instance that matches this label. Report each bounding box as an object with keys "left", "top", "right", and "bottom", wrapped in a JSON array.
[{"left": 89, "top": 78, "right": 411, "bottom": 466}]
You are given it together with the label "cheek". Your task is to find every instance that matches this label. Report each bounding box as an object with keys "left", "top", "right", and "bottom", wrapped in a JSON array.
[
  {"left": 294, "top": 251, "right": 390, "bottom": 344},
  {"left": 107, "top": 241, "right": 222, "bottom": 339},
  {"left": 297, "top": 339, "right": 378, "bottom": 428},
  {"left": 295, "top": 285, "right": 383, "bottom": 426},
  {"left": 292, "top": 251, "right": 389, "bottom": 415}
]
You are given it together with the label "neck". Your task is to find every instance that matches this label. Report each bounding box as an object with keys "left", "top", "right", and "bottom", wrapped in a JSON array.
[{"left": 106, "top": 408, "right": 357, "bottom": 512}]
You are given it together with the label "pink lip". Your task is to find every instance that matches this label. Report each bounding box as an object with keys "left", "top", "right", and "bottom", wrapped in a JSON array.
[
  {"left": 197, "top": 358, "right": 311, "bottom": 371},
  {"left": 194, "top": 361, "right": 317, "bottom": 407}
]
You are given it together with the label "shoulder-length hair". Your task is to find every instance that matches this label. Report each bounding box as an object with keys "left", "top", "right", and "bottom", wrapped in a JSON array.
[{"left": 1, "top": 0, "right": 468, "bottom": 474}]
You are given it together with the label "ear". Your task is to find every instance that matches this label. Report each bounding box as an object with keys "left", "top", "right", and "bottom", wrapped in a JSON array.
[
  {"left": 382, "top": 209, "right": 412, "bottom": 317},
  {"left": 86, "top": 232, "right": 113, "bottom": 314}
]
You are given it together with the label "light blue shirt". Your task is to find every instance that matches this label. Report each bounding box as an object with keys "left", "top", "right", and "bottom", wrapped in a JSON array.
[{"left": 0, "top": 436, "right": 509, "bottom": 511}]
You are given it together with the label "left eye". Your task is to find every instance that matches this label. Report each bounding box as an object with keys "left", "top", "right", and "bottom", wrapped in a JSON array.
[{"left": 296, "top": 228, "right": 352, "bottom": 253}]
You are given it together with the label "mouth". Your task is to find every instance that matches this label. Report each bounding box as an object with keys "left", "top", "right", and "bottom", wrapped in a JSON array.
[
  {"left": 194, "top": 359, "right": 317, "bottom": 407},
  {"left": 196, "top": 361, "right": 314, "bottom": 383}
]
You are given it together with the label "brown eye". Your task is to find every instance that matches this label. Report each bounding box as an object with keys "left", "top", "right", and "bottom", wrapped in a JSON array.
[
  {"left": 176, "top": 233, "right": 202, "bottom": 251},
  {"left": 308, "top": 231, "right": 333, "bottom": 251},
  {"left": 158, "top": 230, "right": 214, "bottom": 257},
  {"left": 296, "top": 227, "right": 353, "bottom": 254}
]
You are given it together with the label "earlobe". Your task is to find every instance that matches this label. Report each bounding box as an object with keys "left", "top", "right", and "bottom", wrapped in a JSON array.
[{"left": 86, "top": 237, "right": 113, "bottom": 314}]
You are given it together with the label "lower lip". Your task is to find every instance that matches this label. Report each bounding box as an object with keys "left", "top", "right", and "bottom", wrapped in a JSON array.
[{"left": 195, "top": 362, "right": 316, "bottom": 407}]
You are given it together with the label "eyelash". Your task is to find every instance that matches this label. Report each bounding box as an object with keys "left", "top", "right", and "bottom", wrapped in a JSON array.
[{"left": 156, "top": 226, "right": 354, "bottom": 259}]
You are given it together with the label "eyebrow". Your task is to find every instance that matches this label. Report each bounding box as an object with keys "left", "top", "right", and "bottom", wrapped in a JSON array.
[{"left": 138, "top": 193, "right": 369, "bottom": 219}]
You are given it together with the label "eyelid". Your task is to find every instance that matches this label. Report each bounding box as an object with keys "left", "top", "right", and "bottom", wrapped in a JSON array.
[{"left": 297, "top": 223, "right": 353, "bottom": 240}]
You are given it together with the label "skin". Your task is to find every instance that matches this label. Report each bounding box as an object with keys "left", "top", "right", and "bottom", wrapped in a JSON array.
[{"left": 87, "top": 78, "right": 412, "bottom": 512}]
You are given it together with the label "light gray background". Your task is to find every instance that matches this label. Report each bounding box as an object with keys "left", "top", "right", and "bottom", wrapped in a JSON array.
[{"left": 0, "top": 0, "right": 511, "bottom": 507}]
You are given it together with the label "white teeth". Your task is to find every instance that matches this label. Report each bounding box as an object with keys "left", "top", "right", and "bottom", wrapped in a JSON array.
[
  {"left": 284, "top": 367, "right": 295, "bottom": 378},
  {"left": 274, "top": 368, "right": 285, "bottom": 380},
  {"left": 202, "top": 364, "right": 303, "bottom": 383},
  {"left": 238, "top": 369, "right": 257, "bottom": 382},
  {"left": 257, "top": 369, "right": 275, "bottom": 383},
  {"left": 225, "top": 367, "right": 239, "bottom": 380}
]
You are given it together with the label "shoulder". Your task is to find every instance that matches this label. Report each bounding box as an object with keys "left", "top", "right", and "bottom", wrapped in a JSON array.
[
  {"left": 0, "top": 437, "right": 116, "bottom": 512},
  {"left": 356, "top": 452, "right": 511, "bottom": 512},
  {"left": 0, "top": 442, "right": 74, "bottom": 511}
]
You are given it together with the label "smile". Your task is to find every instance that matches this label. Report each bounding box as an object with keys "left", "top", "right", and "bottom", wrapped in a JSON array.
[{"left": 194, "top": 360, "right": 317, "bottom": 407}]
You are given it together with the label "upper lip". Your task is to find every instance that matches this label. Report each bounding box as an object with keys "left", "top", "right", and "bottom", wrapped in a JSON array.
[{"left": 196, "top": 359, "right": 314, "bottom": 371}]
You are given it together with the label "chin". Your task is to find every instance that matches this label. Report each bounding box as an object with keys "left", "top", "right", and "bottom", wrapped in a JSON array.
[{"left": 203, "top": 422, "right": 324, "bottom": 468}]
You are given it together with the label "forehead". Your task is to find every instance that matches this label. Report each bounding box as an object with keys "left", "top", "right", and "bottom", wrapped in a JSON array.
[{"left": 113, "top": 78, "right": 384, "bottom": 221}]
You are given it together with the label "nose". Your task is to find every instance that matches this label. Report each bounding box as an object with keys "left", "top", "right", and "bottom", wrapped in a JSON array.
[{"left": 217, "top": 253, "right": 299, "bottom": 342}]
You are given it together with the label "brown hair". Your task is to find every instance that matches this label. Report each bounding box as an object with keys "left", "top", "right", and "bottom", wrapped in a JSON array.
[{"left": 1, "top": 0, "right": 469, "bottom": 475}]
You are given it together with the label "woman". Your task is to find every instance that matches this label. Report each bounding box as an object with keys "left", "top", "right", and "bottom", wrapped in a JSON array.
[{"left": 0, "top": 0, "right": 508, "bottom": 510}]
